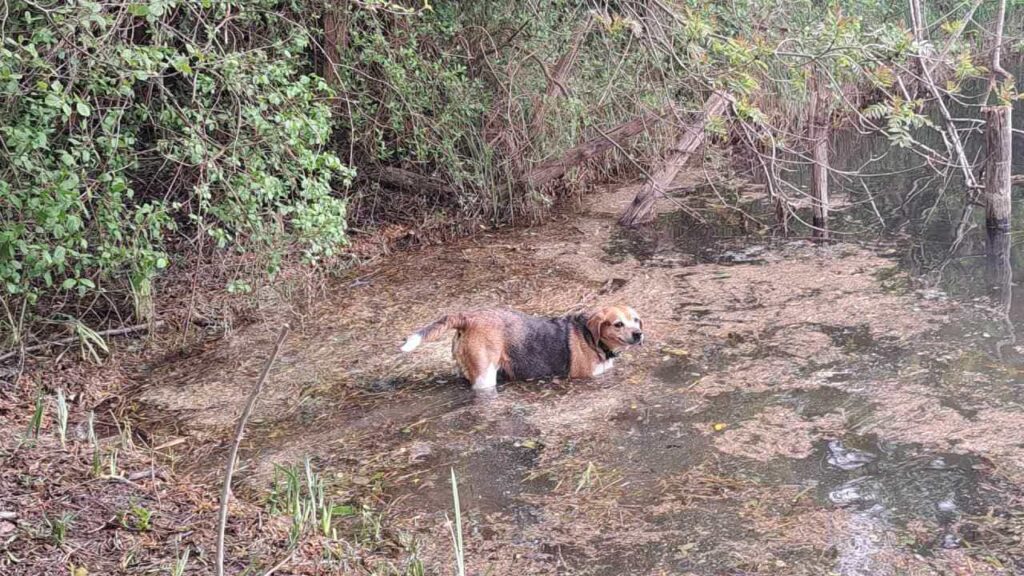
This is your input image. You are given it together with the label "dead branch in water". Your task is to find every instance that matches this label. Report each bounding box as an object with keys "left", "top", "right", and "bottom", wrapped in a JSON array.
[
  {"left": 619, "top": 91, "right": 731, "bottom": 227},
  {"left": 215, "top": 325, "right": 290, "bottom": 576}
]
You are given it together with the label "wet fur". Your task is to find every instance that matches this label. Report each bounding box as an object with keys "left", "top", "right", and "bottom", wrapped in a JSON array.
[{"left": 401, "top": 306, "right": 642, "bottom": 391}]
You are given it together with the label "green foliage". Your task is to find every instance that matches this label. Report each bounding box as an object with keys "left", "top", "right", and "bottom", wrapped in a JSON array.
[
  {"left": 0, "top": 1, "right": 353, "bottom": 340},
  {"left": 340, "top": 5, "right": 491, "bottom": 184},
  {"left": 122, "top": 503, "right": 153, "bottom": 532},
  {"left": 863, "top": 98, "right": 934, "bottom": 148},
  {"left": 0, "top": 0, "right": 1015, "bottom": 345},
  {"left": 43, "top": 512, "right": 75, "bottom": 546}
]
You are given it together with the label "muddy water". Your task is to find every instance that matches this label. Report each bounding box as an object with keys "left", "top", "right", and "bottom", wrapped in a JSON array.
[{"left": 134, "top": 145, "right": 1024, "bottom": 572}]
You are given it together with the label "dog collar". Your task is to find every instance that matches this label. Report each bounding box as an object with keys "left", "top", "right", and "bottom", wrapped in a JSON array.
[{"left": 599, "top": 341, "right": 618, "bottom": 360}]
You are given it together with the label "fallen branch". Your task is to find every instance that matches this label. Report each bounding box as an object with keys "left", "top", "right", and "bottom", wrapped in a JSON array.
[
  {"left": 368, "top": 167, "right": 453, "bottom": 197},
  {"left": 619, "top": 91, "right": 732, "bottom": 226},
  {"left": 524, "top": 109, "right": 666, "bottom": 188},
  {"left": 0, "top": 321, "right": 164, "bottom": 364},
  {"left": 215, "top": 325, "right": 290, "bottom": 576}
]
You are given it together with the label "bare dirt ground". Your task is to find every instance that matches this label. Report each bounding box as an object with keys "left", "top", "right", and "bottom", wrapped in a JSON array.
[{"left": 3, "top": 181, "right": 1024, "bottom": 575}]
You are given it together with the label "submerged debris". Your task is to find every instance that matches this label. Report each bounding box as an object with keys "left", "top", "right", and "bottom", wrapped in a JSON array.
[{"left": 827, "top": 440, "right": 877, "bottom": 471}]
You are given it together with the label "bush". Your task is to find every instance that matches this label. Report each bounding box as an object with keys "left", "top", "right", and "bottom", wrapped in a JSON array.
[{"left": 0, "top": 1, "right": 353, "bottom": 342}]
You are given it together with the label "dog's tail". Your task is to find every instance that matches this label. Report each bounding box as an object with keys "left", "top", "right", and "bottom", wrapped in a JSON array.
[{"left": 400, "top": 314, "right": 467, "bottom": 352}]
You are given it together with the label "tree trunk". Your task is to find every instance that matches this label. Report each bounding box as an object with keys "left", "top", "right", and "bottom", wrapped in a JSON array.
[
  {"left": 810, "top": 136, "right": 829, "bottom": 237},
  {"left": 987, "top": 227, "right": 1015, "bottom": 360},
  {"left": 524, "top": 109, "right": 665, "bottom": 188},
  {"left": 808, "top": 76, "right": 829, "bottom": 239},
  {"left": 322, "top": 2, "right": 349, "bottom": 88},
  {"left": 618, "top": 92, "right": 731, "bottom": 227},
  {"left": 985, "top": 105, "right": 1013, "bottom": 233}
]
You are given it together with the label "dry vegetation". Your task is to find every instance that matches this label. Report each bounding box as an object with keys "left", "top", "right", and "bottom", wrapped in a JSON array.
[{"left": 4, "top": 181, "right": 1024, "bottom": 575}]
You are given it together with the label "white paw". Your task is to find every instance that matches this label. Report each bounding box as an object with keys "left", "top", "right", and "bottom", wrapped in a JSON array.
[
  {"left": 472, "top": 364, "right": 498, "bottom": 392},
  {"left": 400, "top": 333, "right": 422, "bottom": 352}
]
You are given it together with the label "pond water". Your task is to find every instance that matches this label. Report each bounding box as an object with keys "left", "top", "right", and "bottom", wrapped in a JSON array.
[{"left": 130, "top": 65, "right": 1024, "bottom": 575}]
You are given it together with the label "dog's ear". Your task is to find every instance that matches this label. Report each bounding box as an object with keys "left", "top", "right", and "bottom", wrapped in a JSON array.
[{"left": 586, "top": 308, "right": 608, "bottom": 344}]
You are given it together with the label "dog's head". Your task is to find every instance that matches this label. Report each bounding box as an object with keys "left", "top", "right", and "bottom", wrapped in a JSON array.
[{"left": 585, "top": 305, "right": 644, "bottom": 352}]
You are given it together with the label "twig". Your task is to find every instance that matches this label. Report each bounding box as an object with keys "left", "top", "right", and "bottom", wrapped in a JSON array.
[
  {"left": 0, "top": 322, "right": 164, "bottom": 364},
  {"left": 127, "top": 468, "right": 167, "bottom": 482},
  {"left": 152, "top": 437, "right": 187, "bottom": 451},
  {"left": 215, "top": 325, "right": 290, "bottom": 576},
  {"left": 261, "top": 548, "right": 297, "bottom": 576}
]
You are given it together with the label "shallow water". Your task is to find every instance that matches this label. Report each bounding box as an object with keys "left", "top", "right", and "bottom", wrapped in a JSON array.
[{"left": 129, "top": 83, "right": 1024, "bottom": 573}]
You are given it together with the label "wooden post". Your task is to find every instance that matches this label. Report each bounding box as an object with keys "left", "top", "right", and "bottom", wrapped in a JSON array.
[
  {"left": 618, "top": 92, "right": 731, "bottom": 227},
  {"left": 808, "top": 76, "right": 829, "bottom": 239},
  {"left": 984, "top": 105, "right": 1013, "bottom": 234},
  {"left": 982, "top": 0, "right": 1012, "bottom": 238}
]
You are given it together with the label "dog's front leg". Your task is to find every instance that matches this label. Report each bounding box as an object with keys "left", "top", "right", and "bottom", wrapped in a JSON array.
[
  {"left": 472, "top": 363, "right": 498, "bottom": 393},
  {"left": 592, "top": 358, "right": 615, "bottom": 377}
]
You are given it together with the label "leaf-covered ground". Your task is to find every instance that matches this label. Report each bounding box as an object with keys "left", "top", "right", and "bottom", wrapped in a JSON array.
[{"left": 3, "top": 183, "right": 1024, "bottom": 575}]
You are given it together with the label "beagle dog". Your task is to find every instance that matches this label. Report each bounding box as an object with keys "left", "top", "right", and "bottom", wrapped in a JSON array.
[{"left": 400, "top": 306, "right": 643, "bottom": 392}]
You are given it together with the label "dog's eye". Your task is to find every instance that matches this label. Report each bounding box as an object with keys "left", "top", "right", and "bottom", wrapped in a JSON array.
[{"left": 614, "top": 321, "right": 624, "bottom": 328}]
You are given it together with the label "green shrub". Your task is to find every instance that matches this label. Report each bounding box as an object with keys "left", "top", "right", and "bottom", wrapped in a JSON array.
[{"left": 0, "top": 0, "right": 353, "bottom": 341}]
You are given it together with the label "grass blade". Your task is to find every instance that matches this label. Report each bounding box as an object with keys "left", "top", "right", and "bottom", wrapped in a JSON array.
[
  {"left": 448, "top": 467, "right": 465, "bottom": 576},
  {"left": 55, "top": 388, "right": 69, "bottom": 448}
]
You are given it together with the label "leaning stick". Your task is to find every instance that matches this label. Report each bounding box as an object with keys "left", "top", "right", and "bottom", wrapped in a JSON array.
[{"left": 215, "top": 325, "right": 290, "bottom": 576}]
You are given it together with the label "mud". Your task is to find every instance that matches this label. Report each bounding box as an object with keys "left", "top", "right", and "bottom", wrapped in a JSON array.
[{"left": 130, "top": 183, "right": 1024, "bottom": 574}]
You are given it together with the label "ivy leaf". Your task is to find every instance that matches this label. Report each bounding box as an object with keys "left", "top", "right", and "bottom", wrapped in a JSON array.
[
  {"left": 76, "top": 101, "right": 91, "bottom": 117},
  {"left": 128, "top": 4, "right": 149, "bottom": 16},
  {"left": 172, "top": 57, "right": 193, "bottom": 75},
  {"left": 62, "top": 278, "right": 77, "bottom": 289}
]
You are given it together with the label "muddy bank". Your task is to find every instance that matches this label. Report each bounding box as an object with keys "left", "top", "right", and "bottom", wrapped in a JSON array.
[{"left": 118, "top": 182, "right": 1024, "bottom": 575}]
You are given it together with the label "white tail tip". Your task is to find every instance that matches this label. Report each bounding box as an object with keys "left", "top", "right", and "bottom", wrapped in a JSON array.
[{"left": 400, "top": 333, "right": 422, "bottom": 353}]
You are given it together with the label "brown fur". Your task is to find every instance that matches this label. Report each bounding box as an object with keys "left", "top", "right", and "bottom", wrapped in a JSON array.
[
  {"left": 567, "top": 327, "right": 603, "bottom": 378},
  {"left": 449, "top": 311, "right": 512, "bottom": 382}
]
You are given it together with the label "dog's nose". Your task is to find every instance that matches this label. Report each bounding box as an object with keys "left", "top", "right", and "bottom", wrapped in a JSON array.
[{"left": 632, "top": 331, "right": 643, "bottom": 343}]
